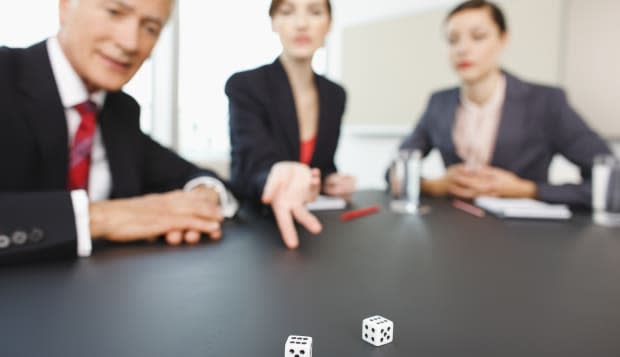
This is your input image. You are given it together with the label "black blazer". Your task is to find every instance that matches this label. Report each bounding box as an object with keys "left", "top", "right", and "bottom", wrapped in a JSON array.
[
  {"left": 400, "top": 72, "right": 612, "bottom": 207},
  {"left": 225, "top": 58, "right": 346, "bottom": 205},
  {"left": 0, "top": 42, "right": 220, "bottom": 264}
]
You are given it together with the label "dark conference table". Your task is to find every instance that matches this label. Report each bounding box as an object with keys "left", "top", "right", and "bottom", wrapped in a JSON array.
[{"left": 1, "top": 190, "right": 620, "bottom": 356}]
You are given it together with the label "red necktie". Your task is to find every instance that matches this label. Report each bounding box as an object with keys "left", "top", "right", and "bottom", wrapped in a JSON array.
[{"left": 68, "top": 101, "right": 97, "bottom": 191}]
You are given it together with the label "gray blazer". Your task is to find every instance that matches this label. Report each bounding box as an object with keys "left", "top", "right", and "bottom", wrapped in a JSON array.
[{"left": 400, "top": 72, "right": 612, "bottom": 207}]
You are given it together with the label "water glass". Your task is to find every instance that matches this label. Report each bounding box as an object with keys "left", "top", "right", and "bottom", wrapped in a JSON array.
[
  {"left": 388, "top": 149, "right": 422, "bottom": 214},
  {"left": 592, "top": 154, "right": 620, "bottom": 227}
]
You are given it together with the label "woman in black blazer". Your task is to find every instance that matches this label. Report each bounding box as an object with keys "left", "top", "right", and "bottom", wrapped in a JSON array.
[
  {"left": 400, "top": 0, "right": 611, "bottom": 207},
  {"left": 225, "top": 0, "right": 355, "bottom": 248}
]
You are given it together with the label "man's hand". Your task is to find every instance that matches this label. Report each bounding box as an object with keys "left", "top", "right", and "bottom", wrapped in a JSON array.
[
  {"left": 89, "top": 189, "right": 224, "bottom": 245},
  {"left": 323, "top": 173, "right": 356, "bottom": 200},
  {"left": 262, "top": 162, "right": 322, "bottom": 249},
  {"left": 164, "top": 185, "right": 222, "bottom": 245}
]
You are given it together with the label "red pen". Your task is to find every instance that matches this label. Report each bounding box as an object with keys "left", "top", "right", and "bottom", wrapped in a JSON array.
[
  {"left": 340, "top": 204, "right": 381, "bottom": 222},
  {"left": 452, "top": 199, "right": 486, "bottom": 218}
]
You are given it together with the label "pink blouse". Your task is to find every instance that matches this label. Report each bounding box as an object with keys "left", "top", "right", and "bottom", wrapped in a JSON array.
[{"left": 452, "top": 75, "right": 507, "bottom": 170}]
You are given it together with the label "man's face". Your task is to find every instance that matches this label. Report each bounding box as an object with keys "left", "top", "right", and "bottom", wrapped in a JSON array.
[{"left": 58, "top": 0, "right": 172, "bottom": 92}]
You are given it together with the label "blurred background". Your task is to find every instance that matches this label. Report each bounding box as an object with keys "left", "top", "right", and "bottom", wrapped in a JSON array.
[{"left": 1, "top": 0, "right": 618, "bottom": 188}]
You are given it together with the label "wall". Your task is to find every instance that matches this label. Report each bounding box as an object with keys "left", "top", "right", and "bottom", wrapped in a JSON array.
[
  {"left": 339, "top": 0, "right": 565, "bottom": 127},
  {"left": 327, "top": 0, "right": 458, "bottom": 80},
  {"left": 563, "top": 0, "right": 620, "bottom": 138}
]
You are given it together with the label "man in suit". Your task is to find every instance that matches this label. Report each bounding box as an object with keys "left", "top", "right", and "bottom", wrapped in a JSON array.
[{"left": 0, "top": 0, "right": 237, "bottom": 264}]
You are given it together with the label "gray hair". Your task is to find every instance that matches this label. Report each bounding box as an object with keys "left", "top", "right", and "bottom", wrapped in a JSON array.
[{"left": 69, "top": 0, "right": 176, "bottom": 10}]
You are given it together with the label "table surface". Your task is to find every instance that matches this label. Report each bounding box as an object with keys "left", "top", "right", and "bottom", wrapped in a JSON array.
[{"left": 2, "top": 191, "right": 620, "bottom": 357}]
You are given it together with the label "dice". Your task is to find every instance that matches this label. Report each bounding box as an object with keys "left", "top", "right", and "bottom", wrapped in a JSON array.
[
  {"left": 362, "top": 315, "right": 394, "bottom": 346},
  {"left": 285, "top": 335, "right": 312, "bottom": 357}
]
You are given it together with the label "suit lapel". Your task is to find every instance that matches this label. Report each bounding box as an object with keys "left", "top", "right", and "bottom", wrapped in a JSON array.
[
  {"left": 490, "top": 72, "right": 528, "bottom": 167},
  {"left": 311, "top": 75, "right": 328, "bottom": 166},
  {"left": 16, "top": 42, "right": 69, "bottom": 189},
  {"left": 99, "top": 95, "right": 121, "bottom": 197},
  {"left": 438, "top": 89, "right": 460, "bottom": 162},
  {"left": 99, "top": 93, "right": 139, "bottom": 198},
  {"left": 269, "top": 58, "right": 300, "bottom": 158}
]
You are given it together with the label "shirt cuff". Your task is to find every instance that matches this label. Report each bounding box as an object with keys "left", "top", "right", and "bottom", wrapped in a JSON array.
[
  {"left": 70, "top": 190, "right": 92, "bottom": 257},
  {"left": 184, "top": 177, "right": 239, "bottom": 218}
]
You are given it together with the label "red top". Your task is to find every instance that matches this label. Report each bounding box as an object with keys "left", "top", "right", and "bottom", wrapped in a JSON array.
[{"left": 299, "top": 136, "right": 317, "bottom": 165}]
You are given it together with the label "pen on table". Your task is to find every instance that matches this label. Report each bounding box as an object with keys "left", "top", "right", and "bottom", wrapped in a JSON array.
[
  {"left": 340, "top": 204, "right": 381, "bottom": 222},
  {"left": 452, "top": 199, "right": 486, "bottom": 218}
]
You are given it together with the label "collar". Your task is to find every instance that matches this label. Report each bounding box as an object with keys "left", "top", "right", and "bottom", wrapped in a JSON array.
[{"left": 46, "top": 37, "right": 106, "bottom": 110}]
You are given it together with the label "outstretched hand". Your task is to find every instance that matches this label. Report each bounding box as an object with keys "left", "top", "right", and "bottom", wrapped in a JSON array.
[{"left": 262, "top": 162, "right": 323, "bottom": 249}]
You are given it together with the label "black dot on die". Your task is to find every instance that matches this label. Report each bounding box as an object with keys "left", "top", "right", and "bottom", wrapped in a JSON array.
[
  {"left": 372, "top": 328, "right": 375, "bottom": 332},
  {"left": 381, "top": 329, "right": 384, "bottom": 333},
  {"left": 301, "top": 351, "right": 305, "bottom": 355},
  {"left": 289, "top": 349, "right": 294, "bottom": 353},
  {"left": 381, "top": 338, "right": 384, "bottom": 342},
  {"left": 388, "top": 327, "right": 391, "bottom": 331},
  {"left": 371, "top": 337, "right": 375, "bottom": 342},
  {"left": 364, "top": 333, "right": 368, "bottom": 338},
  {"left": 365, "top": 325, "right": 368, "bottom": 330}
]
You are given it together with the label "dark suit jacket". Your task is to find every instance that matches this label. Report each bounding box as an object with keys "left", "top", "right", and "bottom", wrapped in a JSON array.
[
  {"left": 0, "top": 42, "right": 220, "bottom": 264},
  {"left": 225, "top": 58, "right": 346, "bottom": 205},
  {"left": 400, "top": 72, "right": 612, "bottom": 207}
]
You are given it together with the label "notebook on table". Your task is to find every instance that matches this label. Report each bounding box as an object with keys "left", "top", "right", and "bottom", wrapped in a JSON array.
[
  {"left": 474, "top": 196, "right": 572, "bottom": 220},
  {"left": 305, "top": 195, "right": 347, "bottom": 211}
]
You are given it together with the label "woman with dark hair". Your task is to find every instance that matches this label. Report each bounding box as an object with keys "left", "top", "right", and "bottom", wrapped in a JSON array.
[
  {"left": 226, "top": 0, "right": 355, "bottom": 249},
  {"left": 399, "top": 0, "right": 611, "bottom": 207}
]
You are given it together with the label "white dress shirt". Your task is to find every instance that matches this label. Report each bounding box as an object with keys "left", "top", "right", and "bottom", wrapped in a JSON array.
[{"left": 46, "top": 38, "right": 237, "bottom": 257}]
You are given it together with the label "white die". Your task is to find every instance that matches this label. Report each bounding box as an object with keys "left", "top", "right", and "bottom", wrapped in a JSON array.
[
  {"left": 285, "top": 335, "right": 312, "bottom": 357},
  {"left": 362, "top": 315, "right": 394, "bottom": 346}
]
